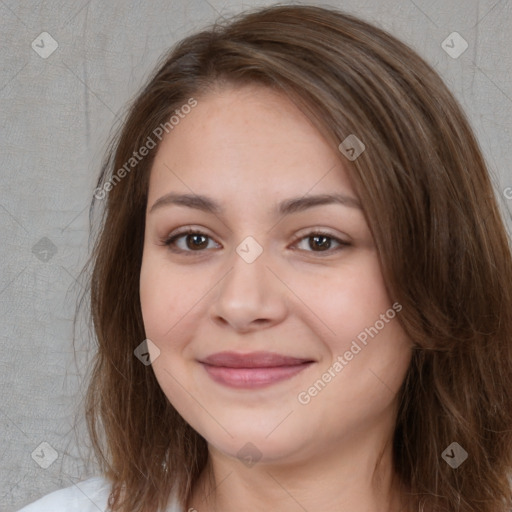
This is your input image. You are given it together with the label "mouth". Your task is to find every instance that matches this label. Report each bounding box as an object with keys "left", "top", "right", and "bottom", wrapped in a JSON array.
[{"left": 198, "top": 351, "right": 315, "bottom": 389}]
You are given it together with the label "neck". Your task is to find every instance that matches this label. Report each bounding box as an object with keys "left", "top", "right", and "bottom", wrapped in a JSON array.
[{"left": 187, "top": 427, "right": 410, "bottom": 512}]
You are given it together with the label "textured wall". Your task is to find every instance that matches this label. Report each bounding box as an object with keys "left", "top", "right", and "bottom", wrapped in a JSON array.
[{"left": 1, "top": 0, "right": 511, "bottom": 510}]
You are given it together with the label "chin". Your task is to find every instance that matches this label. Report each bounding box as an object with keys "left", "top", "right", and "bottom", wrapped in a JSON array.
[
  {"left": 212, "top": 435, "right": 308, "bottom": 466},
  {"left": 195, "top": 414, "right": 319, "bottom": 464}
]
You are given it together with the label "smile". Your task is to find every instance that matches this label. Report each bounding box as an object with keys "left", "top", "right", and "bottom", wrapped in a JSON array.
[{"left": 199, "top": 351, "right": 315, "bottom": 389}]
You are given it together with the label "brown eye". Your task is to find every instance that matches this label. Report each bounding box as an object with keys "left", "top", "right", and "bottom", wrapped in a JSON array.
[
  {"left": 163, "top": 229, "right": 219, "bottom": 254},
  {"left": 309, "top": 234, "right": 332, "bottom": 251},
  {"left": 292, "top": 231, "right": 349, "bottom": 254},
  {"left": 162, "top": 229, "right": 348, "bottom": 256},
  {"left": 184, "top": 233, "right": 209, "bottom": 250}
]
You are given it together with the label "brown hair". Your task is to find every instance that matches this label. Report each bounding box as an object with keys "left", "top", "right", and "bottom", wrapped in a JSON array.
[{"left": 81, "top": 4, "right": 512, "bottom": 512}]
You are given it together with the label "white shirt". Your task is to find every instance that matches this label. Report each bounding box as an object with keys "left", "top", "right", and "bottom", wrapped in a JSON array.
[{"left": 17, "top": 476, "right": 183, "bottom": 512}]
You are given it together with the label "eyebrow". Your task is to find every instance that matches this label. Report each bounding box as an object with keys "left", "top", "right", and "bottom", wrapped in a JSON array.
[{"left": 149, "top": 192, "right": 362, "bottom": 216}]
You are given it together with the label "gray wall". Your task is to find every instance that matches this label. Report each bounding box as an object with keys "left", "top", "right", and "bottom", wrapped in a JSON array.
[{"left": 1, "top": 0, "right": 511, "bottom": 510}]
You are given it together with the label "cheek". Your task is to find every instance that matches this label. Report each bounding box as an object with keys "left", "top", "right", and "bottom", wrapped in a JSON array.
[
  {"left": 139, "top": 254, "right": 188, "bottom": 342},
  {"left": 140, "top": 259, "right": 216, "bottom": 433},
  {"left": 139, "top": 257, "right": 199, "bottom": 403},
  {"left": 292, "top": 252, "right": 393, "bottom": 348},
  {"left": 139, "top": 252, "right": 218, "bottom": 359}
]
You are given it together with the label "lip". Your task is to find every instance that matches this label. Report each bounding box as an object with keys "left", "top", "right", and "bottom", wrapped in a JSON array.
[{"left": 199, "top": 351, "right": 314, "bottom": 389}]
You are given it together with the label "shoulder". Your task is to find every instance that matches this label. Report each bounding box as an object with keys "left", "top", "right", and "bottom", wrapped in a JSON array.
[
  {"left": 17, "top": 476, "right": 183, "bottom": 512},
  {"left": 17, "top": 476, "right": 112, "bottom": 512}
]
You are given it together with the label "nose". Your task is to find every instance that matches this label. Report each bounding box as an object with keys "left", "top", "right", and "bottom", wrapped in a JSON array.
[{"left": 209, "top": 243, "right": 288, "bottom": 333}]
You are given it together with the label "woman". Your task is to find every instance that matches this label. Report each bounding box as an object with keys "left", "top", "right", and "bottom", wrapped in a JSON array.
[{"left": 19, "top": 4, "right": 512, "bottom": 512}]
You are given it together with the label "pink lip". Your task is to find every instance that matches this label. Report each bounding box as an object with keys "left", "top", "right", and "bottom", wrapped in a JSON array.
[{"left": 199, "top": 351, "right": 314, "bottom": 389}]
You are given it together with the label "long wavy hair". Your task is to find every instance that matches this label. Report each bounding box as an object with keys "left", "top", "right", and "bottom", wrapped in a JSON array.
[{"left": 80, "top": 4, "right": 512, "bottom": 512}]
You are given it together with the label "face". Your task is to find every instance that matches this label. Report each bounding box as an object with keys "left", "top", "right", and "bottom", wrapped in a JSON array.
[{"left": 140, "top": 84, "right": 412, "bottom": 466}]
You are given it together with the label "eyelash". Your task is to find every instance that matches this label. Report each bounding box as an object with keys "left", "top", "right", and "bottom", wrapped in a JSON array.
[{"left": 161, "top": 228, "right": 349, "bottom": 257}]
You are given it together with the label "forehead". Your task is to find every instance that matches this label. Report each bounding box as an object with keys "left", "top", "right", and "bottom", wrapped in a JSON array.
[{"left": 147, "top": 84, "right": 357, "bottom": 208}]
